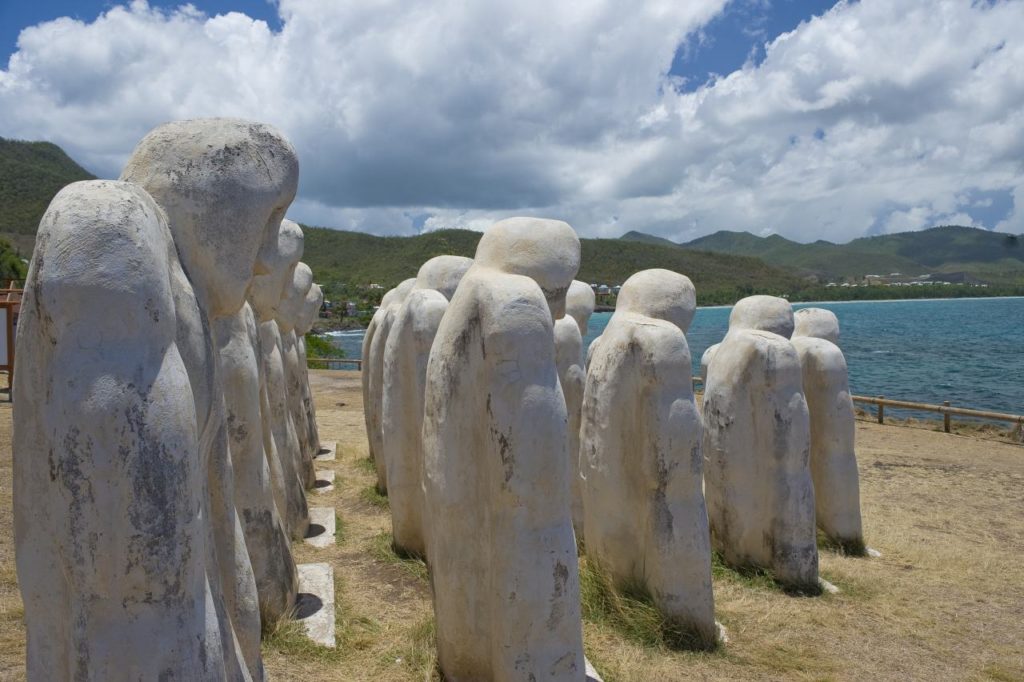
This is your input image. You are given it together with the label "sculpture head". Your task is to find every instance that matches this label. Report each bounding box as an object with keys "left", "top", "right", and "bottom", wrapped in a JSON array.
[
  {"left": 248, "top": 219, "right": 305, "bottom": 322},
  {"left": 415, "top": 256, "right": 474, "bottom": 300},
  {"left": 120, "top": 118, "right": 299, "bottom": 319},
  {"left": 276, "top": 262, "right": 314, "bottom": 333},
  {"left": 381, "top": 278, "right": 418, "bottom": 309},
  {"left": 475, "top": 217, "right": 581, "bottom": 320},
  {"left": 565, "top": 280, "right": 597, "bottom": 336},
  {"left": 729, "top": 295, "right": 794, "bottom": 338},
  {"left": 296, "top": 284, "right": 324, "bottom": 335},
  {"left": 616, "top": 269, "right": 696, "bottom": 333},
  {"left": 793, "top": 307, "right": 840, "bottom": 345}
]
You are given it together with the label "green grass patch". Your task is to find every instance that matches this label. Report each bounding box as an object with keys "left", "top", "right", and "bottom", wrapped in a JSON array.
[
  {"left": 367, "top": 531, "right": 429, "bottom": 583},
  {"left": 359, "top": 485, "right": 390, "bottom": 509},
  {"left": 355, "top": 456, "right": 377, "bottom": 476},
  {"left": 579, "top": 559, "right": 717, "bottom": 651},
  {"left": 711, "top": 553, "right": 823, "bottom": 597}
]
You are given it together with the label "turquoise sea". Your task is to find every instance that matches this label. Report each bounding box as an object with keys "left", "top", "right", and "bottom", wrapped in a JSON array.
[{"left": 327, "top": 297, "right": 1024, "bottom": 416}]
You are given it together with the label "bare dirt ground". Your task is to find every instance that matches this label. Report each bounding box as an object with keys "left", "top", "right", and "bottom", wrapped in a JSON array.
[{"left": 1, "top": 369, "right": 1022, "bottom": 681}]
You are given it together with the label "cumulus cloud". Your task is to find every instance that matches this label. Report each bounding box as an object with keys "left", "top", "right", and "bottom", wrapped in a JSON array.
[{"left": 1, "top": 0, "right": 1023, "bottom": 242}]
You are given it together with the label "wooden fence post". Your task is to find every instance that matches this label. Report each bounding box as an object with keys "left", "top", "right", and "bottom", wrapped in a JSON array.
[
  {"left": 943, "top": 401, "right": 951, "bottom": 433},
  {"left": 877, "top": 396, "right": 885, "bottom": 424}
]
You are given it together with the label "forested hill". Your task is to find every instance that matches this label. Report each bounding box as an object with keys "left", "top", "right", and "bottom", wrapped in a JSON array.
[
  {"left": 0, "top": 138, "right": 96, "bottom": 236},
  {"left": 623, "top": 226, "right": 1024, "bottom": 285},
  {"left": 301, "top": 227, "right": 805, "bottom": 306}
]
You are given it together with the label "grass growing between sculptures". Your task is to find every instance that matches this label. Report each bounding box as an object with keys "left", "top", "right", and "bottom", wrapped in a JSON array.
[
  {"left": 2, "top": 373, "right": 1024, "bottom": 681},
  {"left": 367, "top": 531, "right": 429, "bottom": 583}
]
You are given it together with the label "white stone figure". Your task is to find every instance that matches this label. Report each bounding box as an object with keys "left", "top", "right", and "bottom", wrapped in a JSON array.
[
  {"left": 580, "top": 269, "right": 716, "bottom": 646},
  {"left": 422, "top": 217, "right": 585, "bottom": 681},
  {"left": 248, "top": 220, "right": 309, "bottom": 541},
  {"left": 700, "top": 343, "right": 719, "bottom": 388},
  {"left": 792, "top": 308, "right": 864, "bottom": 553},
  {"left": 119, "top": 118, "right": 298, "bottom": 679},
  {"left": 362, "top": 278, "right": 416, "bottom": 493},
  {"left": 15, "top": 182, "right": 239, "bottom": 680},
  {"left": 554, "top": 317, "right": 585, "bottom": 539},
  {"left": 295, "top": 284, "right": 325, "bottom": 460},
  {"left": 702, "top": 295, "right": 819, "bottom": 590},
  {"left": 557, "top": 279, "right": 595, "bottom": 539},
  {"left": 566, "top": 279, "right": 596, "bottom": 337},
  {"left": 381, "top": 255, "right": 473, "bottom": 559},
  {"left": 214, "top": 296, "right": 298, "bottom": 626},
  {"left": 277, "top": 262, "right": 315, "bottom": 490}
]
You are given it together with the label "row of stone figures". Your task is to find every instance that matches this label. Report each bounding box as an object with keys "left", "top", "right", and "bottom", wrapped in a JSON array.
[
  {"left": 13, "top": 119, "right": 327, "bottom": 680},
  {"left": 364, "top": 219, "right": 869, "bottom": 680}
]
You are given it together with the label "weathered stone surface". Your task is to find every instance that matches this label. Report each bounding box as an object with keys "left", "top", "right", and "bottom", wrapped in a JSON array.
[
  {"left": 296, "top": 284, "right": 324, "bottom": 459},
  {"left": 702, "top": 295, "right": 819, "bottom": 590},
  {"left": 566, "top": 279, "right": 596, "bottom": 338},
  {"left": 15, "top": 181, "right": 242, "bottom": 680},
  {"left": 278, "top": 263, "right": 316, "bottom": 491},
  {"left": 122, "top": 118, "right": 298, "bottom": 680},
  {"left": 249, "top": 220, "right": 309, "bottom": 542},
  {"left": 362, "top": 278, "right": 416, "bottom": 493},
  {"left": 314, "top": 469, "right": 336, "bottom": 495},
  {"left": 581, "top": 269, "right": 716, "bottom": 645},
  {"left": 314, "top": 442, "right": 337, "bottom": 461},
  {"left": 304, "top": 507, "right": 337, "bottom": 549},
  {"left": 792, "top": 308, "right": 864, "bottom": 551},
  {"left": 381, "top": 255, "right": 472, "bottom": 558},
  {"left": 554, "top": 314, "right": 586, "bottom": 540},
  {"left": 214, "top": 301, "right": 298, "bottom": 626},
  {"left": 422, "top": 217, "right": 585, "bottom": 681},
  {"left": 296, "top": 563, "right": 336, "bottom": 647}
]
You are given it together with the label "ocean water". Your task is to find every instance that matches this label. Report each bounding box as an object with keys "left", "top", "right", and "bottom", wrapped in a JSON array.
[{"left": 327, "top": 297, "right": 1024, "bottom": 416}]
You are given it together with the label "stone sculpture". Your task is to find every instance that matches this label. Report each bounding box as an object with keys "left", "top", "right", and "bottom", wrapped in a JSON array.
[
  {"left": 557, "top": 279, "right": 595, "bottom": 538},
  {"left": 120, "top": 118, "right": 299, "bottom": 678},
  {"left": 381, "top": 255, "right": 473, "bottom": 558},
  {"left": 248, "top": 220, "right": 309, "bottom": 541},
  {"left": 296, "top": 284, "right": 325, "bottom": 460},
  {"left": 278, "top": 263, "right": 316, "bottom": 490},
  {"left": 554, "top": 324, "right": 585, "bottom": 540},
  {"left": 580, "top": 269, "right": 716, "bottom": 646},
  {"left": 14, "top": 118, "right": 298, "bottom": 680},
  {"left": 566, "top": 279, "right": 597, "bottom": 337},
  {"left": 700, "top": 343, "right": 719, "bottom": 387},
  {"left": 422, "top": 217, "right": 585, "bottom": 681},
  {"left": 362, "top": 277, "right": 416, "bottom": 493},
  {"left": 214, "top": 296, "right": 298, "bottom": 625},
  {"left": 702, "top": 295, "right": 818, "bottom": 590},
  {"left": 792, "top": 308, "right": 864, "bottom": 553}
]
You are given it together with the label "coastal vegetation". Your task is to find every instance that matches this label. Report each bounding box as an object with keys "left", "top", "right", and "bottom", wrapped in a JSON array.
[{"left": 3, "top": 136, "right": 1023, "bottom": 310}]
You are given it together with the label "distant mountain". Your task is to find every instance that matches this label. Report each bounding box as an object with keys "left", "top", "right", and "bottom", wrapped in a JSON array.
[
  {"left": 302, "top": 227, "right": 805, "bottom": 306},
  {"left": 0, "top": 138, "right": 96, "bottom": 239},
  {"left": 622, "top": 226, "right": 1024, "bottom": 285}
]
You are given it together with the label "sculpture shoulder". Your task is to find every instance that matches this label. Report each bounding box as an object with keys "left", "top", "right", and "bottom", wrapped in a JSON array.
[
  {"left": 400, "top": 289, "right": 449, "bottom": 337},
  {"left": 792, "top": 336, "right": 848, "bottom": 374},
  {"left": 29, "top": 180, "right": 178, "bottom": 346}
]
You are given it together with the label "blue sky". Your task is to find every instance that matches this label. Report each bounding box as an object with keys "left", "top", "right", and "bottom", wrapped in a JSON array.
[{"left": 1, "top": 0, "right": 1022, "bottom": 241}]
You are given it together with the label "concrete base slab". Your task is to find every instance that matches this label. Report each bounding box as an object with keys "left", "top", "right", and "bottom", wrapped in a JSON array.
[
  {"left": 303, "top": 507, "right": 336, "bottom": 548},
  {"left": 585, "top": 657, "right": 603, "bottom": 682},
  {"left": 819, "top": 577, "right": 840, "bottom": 594},
  {"left": 314, "top": 442, "right": 337, "bottom": 462},
  {"left": 314, "top": 469, "right": 336, "bottom": 494},
  {"left": 296, "top": 563, "right": 335, "bottom": 647},
  {"left": 715, "top": 620, "right": 729, "bottom": 645},
  {"left": 867, "top": 547, "right": 882, "bottom": 558}
]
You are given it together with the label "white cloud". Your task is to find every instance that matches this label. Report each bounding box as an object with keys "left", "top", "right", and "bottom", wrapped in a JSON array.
[{"left": 2, "top": 0, "right": 1023, "bottom": 243}]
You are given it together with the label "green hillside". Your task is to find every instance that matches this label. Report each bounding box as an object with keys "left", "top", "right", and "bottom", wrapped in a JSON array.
[
  {"left": 0, "top": 138, "right": 96, "bottom": 236},
  {"left": 302, "top": 226, "right": 804, "bottom": 306},
  {"left": 623, "top": 226, "right": 1024, "bottom": 284}
]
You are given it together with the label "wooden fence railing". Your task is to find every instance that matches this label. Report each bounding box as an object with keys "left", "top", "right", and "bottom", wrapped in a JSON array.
[
  {"left": 692, "top": 375, "right": 1023, "bottom": 434},
  {"left": 307, "top": 357, "right": 363, "bottom": 370}
]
